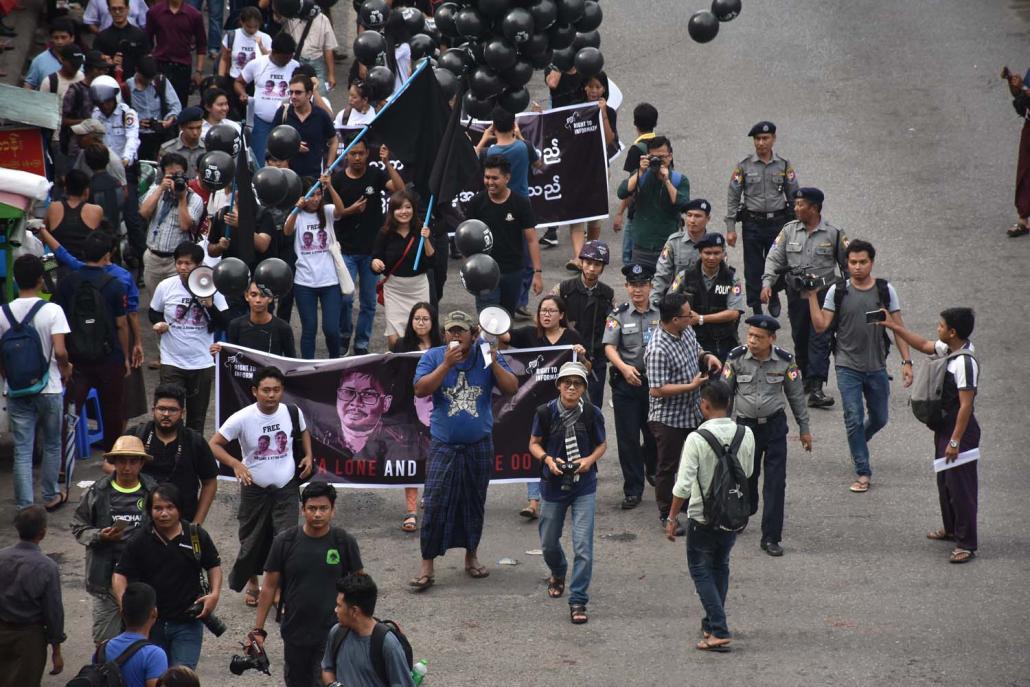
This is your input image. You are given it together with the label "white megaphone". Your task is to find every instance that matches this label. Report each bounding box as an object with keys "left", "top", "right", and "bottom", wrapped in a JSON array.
[
  {"left": 186, "top": 266, "right": 217, "bottom": 298},
  {"left": 478, "top": 306, "right": 511, "bottom": 369}
]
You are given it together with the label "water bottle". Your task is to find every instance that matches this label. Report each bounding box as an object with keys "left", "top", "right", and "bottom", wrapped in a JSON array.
[{"left": 411, "top": 659, "right": 428, "bottom": 685}]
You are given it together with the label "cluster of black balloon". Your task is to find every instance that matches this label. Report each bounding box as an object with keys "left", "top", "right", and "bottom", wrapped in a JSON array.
[
  {"left": 454, "top": 218, "right": 501, "bottom": 296},
  {"left": 687, "top": 0, "right": 742, "bottom": 44},
  {"left": 212, "top": 257, "right": 295, "bottom": 299}
]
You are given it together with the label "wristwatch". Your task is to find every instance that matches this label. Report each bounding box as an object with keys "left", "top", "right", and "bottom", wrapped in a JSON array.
[
  {"left": 901, "top": 359, "right": 913, "bottom": 366},
  {"left": 948, "top": 439, "right": 959, "bottom": 449},
  {"left": 698, "top": 315, "right": 705, "bottom": 326}
]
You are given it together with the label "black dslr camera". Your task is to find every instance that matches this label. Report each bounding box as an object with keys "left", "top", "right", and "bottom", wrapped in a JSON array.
[
  {"left": 184, "top": 602, "right": 227, "bottom": 637},
  {"left": 558, "top": 459, "right": 581, "bottom": 492},
  {"left": 646, "top": 155, "right": 664, "bottom": 172},
  {"left": 169, "top": 172, "right": 187, "bottom": 194},
  {"left": 230, "top": 643, "right": 271, "bottom": 676},
  {"left": 782, "top": 265, "right": 831, "bottom": 292}
]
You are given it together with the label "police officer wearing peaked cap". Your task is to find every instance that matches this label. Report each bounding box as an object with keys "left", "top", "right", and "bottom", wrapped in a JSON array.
[
  {"left": 722, "top": 314, "right": 812, "bottom": 556},
  {"left": 651, "top": 198, "right": 713, "bottom": 303},
  {"left": 603, "top": 262, "right": 660, "bottom": 510},
  {"left": 726, "top": 121, "right": 799, "bottom": 318}
]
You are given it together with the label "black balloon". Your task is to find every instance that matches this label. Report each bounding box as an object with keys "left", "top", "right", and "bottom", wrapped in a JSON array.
[
  {"left": 434, "top": 2, "right": 460, "bottom": 37},
  {"left": 434, "top": 67, "right": 460, "bottom": 100},
  {"left": 477, "top": 0, "right": 510, "bottom": 18},
  {"left": 213, "top": 258, "right": 250, "bottom": 298},
  {"left": 253, "top": 258, "right": 294, "bottom": 297},
  {"left": 267, "top": 125, "right": 301, "bottom": 161},
  {"left": 574, "top": 0, "right": 601, "bottom": 32},
  {"left": 204, "top": 123, "right": 240, "bottom": 156},
  {"left": 409, "top": 33, "right": 436, "bottom": 60},
  {"left": 274, "top": 0, "right": 301, "bottom": 18},
  {"left": 353, "top": 29, "right": 387, "bottom": 66},
  {"left": 197, "top": 150, "right": 235, "bottom": 191},
  {"left": 462, "top": 91, "right": 495, "bottom": 119},
  {"left": 455, "top": 6, "right": 486, "bottom": 38},
  {"left": 550, "top": 45, "right": 575, "bottom": 71},
  {"left": 399, "top": 6, "right": 425, "bottom": 34},
  {"left": 573, "top": 46, "right": 603, "bottom": 78},
  {"left": 425, "top": 23, "right": 443, "bottom": 46},
  {"left": 483, "top": 37, "right": 517, "bottom": 71},
  {"left": 457, "top": 39, "right": 483, "bottom": 65},
  {"left": 547, "top": 22, "right": 576, "bottom": 49},
  {"left": 556, "top": 0, "right": 584, "bottom": 24},
  {"left": 459, "top": 253, "right": 501, "bottom": 295},
  {"left": 711, "top": 0, "right": 741, "bottom": 21},
  {"left": 278, "top": 168, "right": 304, "bottom": 210},
  {"left": 528, "top": 0, "right": 557, "bottom": 31},
  {"left": 469, "top": 66, "right": 505, "bottom": 98},
  {"left": 572, "top": 29, "right": 599, "bottom": 50},
  {"left": 498, "top": 86, "right": 530, "bottom": 113},
  {"left": 358, "top": 0, "right": 389, "bottom": 29},
  {"left": 454, "top": 219, "right": 493, "bottom": 255},
  {"left": 253, "top": 167, "right": 287, "bottom": 207},
  {"left": 502, "top": 59, "right": 533, "bottom": 88},
  {"left": 437, "top": 48, "right": 468, "bottom": 76},
  {"left": 688, "top": 10, "right": 719, "bottom": 43},
  {"left": 500, "top": 7, "right": 534, "bottom": 44},
  {"left": 528, "top": 47, "right": 553, "bottom": 68},
  {"left": 520, "top": 31, "right": 549, "bottom": 57},
  {"left": 365, "top": 65, "right": 395, "bottom": 99}
]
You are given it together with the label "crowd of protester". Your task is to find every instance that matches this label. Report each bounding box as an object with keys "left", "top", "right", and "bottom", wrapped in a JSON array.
[{"left": 0, "top": 0, "right": 1001, "bottom": 682}]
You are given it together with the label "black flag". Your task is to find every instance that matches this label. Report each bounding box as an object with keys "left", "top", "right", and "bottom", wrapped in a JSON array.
[
  {"left": 233, "top": 136, "right": 256, "bottom": 266},
  {"left": 428, "top": 82, "right": 480, "bottom": 210}
]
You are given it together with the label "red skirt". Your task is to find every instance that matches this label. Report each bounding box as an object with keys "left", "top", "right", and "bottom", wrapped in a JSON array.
[{"left": 1017, "top": 119, "right": 1030, "bottom": 218}]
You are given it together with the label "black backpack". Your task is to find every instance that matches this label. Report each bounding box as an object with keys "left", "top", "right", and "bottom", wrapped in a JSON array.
[
  {"left": 65, "top": 638, "right": 151, "bottom": 687},
  {"left": 90, "top": 171, "right": 123, "bottom": 236},
  {"left": 65, "top": 272, "right": 116, "bottom": 364},
  {"left": 830, "top": 278, "right": 893, "bottom": 357},
  {"left": 327, "top": 620, "right": 414, "bottom": 684},
  {"left": 694, "top": 426, "right": 751, "bottom": 533},
  {"left": 0, "top": 301, "right": 51, "bottom": 397}
]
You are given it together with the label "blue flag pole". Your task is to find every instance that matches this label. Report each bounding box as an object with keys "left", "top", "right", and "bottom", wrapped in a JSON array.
[{"left": 412, "top": 194, "right": 435, "bottom": 271}]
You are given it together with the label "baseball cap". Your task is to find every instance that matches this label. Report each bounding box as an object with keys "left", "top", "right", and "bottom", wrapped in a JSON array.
[
  {"left": 70, "top": 118, "right": 107, "bottom": 136},
  {"left": 443, "top": 311, "right": 476, "bottom": 331}
]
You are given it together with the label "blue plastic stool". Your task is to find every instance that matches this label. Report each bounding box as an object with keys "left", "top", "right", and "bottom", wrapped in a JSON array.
[{"left": 74, "top": 388, "right": 105, "bottom": 460}]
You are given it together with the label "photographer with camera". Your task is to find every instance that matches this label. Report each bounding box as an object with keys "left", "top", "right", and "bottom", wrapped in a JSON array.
[
  {"left": 112, "top": 484, "right": 223, "bottom": 670},
  {"left": 528, "top": 362, "right": 606, "bottom": 625},
  {"left": 616, "top": 136, "right": 691, "bottom": 273},
  {"left": 139, "top": 153, "right": 205, "bottom": 296},
  {"left": 761, "top": 187, "right": 848, "bottom": 409},
  {"left": 806, "top": 239, "right": 912, "bottom": 494},
  {"left": 129, "top": 57, "right": 183, "bottom": 163}
]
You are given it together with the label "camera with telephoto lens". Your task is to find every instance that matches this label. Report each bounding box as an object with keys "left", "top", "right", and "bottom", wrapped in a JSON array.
[
  {"left": 229, "top": 643, "right": 271, "bottom": 676},
  {"left": 781, "top": 265, "right": 832, "bottom": 292},
  {"left": 647, "top": 155, "right": 664, "bottom": 172},
  {"left": 559, "top": 459, "right": 581, "bottom": 492},
  {"left": 184, "top": 602, "right": 227, "bottom": 637}
]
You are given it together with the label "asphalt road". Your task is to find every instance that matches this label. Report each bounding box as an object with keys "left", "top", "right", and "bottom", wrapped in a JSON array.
[{"left": 2, "top": 1, "right": 1030, "bottom": 685}]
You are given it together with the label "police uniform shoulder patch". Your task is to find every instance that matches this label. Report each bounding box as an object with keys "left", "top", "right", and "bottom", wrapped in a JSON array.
[
  {"left": 731, "top": 165, "right": 744, "bottom": 184},
  {"left": 615, "top": 302, "right": 630, "bottom": 313},
  {"left": 773, "top": 346, "right": 794, "bottom": 362},
  {"left": 727, "top": 345, "right": 747, "bottom": 360}
]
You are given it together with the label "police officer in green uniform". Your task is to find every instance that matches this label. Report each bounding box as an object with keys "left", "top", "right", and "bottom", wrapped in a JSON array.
[
  {"left": 603, "top": 263, "right": 660, "bottom": 510},
  {"left": 668, "top": 232, "right": 745, "bottom": 362},
  {"left": 651, "top": 198, "right": 712, "bottom": 302},
  {"left": 725, "top": 121, "right": 799, "bottom": 318},
  {"left": 723, "top": 315, "right": 812, "bottom": 556},
  {"left": 761, "top": 187, "right": 848, "bottom": 408}
]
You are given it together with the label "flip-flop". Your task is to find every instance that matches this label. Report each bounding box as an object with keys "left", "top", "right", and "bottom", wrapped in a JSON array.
[
  {"left": 1007, "top": 225, "right": 1029, "bottom": 238},
  {"left": 849, "top": 480, "right": 870, "bottom": 493},
  {"left": 927, "top": 528, "right": 955, "bottom": 541},
  {"left": 519, "top": 504, "right": 539, "bottom": 520},
  {"left": 465, "top": 565, "right": 489, "bottom": 579},
  {"left": 44, "top": 492, "right": 68, "bottom": 512},
  {"left": 696, "top": 638, "right": 732, "bottom": 652},
  {"left": 949, "top": 548, "right": 976, "bottom": 564},
  {"left": 401, "top": 513, "right": 417, "bottom": 532},
  {"left": 244, "top": 587, "right": 261, "bottom": 607},
  {"left": 408, "top": 575, "right": 434, "bottom": 592}
]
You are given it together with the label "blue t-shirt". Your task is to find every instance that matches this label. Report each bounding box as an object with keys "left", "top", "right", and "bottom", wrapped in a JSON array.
[
  {"left": 484, "top": 140, "right": 537, "bottom": 198},
  {"left": 530, "top": 399, "right": 605, "bottom": 502},
  {"left": 100, "top": 632, "right": 167, "bottom": 687},
  {"left": 414, "top": 340, "right": 513, "bottom": 444},
  {"left": 25, "top": 49, "right": 62, "bottom": 89}
]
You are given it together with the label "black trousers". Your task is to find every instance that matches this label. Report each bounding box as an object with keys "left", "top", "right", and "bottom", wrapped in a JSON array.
[
  {"left": 158, "top": 60, "right": 193, "bottom": 108},
  {"left": 159, "top": 365, "right": 214, "bottom": 435},
  {"left": 741, "top": 217, "right": 788, "bottom": 309},
  {"left": 283, "top": 640, "right": 325, "bottom": 687},
  {"left": 648, "top": 421, "right": 693, "bottom": 518},
  {"left": 0, "top": 621, "right": 46, "bottom": 687},
  {"left": 786, "top": 287, "right": 832, "bottom": 387},
  {"left": 738, "top": 411, "right": 788, "bottom": 544},
  {"left": 611, "top": 374, "right": 656, "bottom": 498},
  {"left": 123, "top": 164, "right": 146, "bottom": 265}
]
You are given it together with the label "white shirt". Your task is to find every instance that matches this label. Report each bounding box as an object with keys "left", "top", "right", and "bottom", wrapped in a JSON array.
[
  {"left": 293, "top": 205, "right": 338, "bottom": 288},
  {"left": 93, "top": 103, "right": 141, "bottom": 163},
  {"left": 41, "top": 71, "right": 85, "bottom": 142},
  {"left": 333, "top": 104, "right": 376, "bottom": 130},
  {"left": 934, "top": 340, "right": 978, "bottom": 389},
  {"left": 149, "top": 275, "right": 228, "bottom": 370},
  {"left": 0, "top": 298, "right": 71, "bottom": 395},
  {"left": 393, "top": 42, "right": 411, "bottom": 92},
  {"left": 84, "top": 0, "right": 148, "bottom": 29},
  {"left": 218, "top": 403, "right": 305, "bottom": 489},
  {"left": 241, "top": 55, "right": 299, "bottom": 123},
  {"left": 222, "top": 28, "right": 272, "bottom": 79}
]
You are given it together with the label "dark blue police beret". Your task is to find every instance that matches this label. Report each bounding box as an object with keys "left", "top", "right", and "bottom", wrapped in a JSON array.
[
  {"left": 684, "top": 198, "right": 712, "bottom": 214},
  {"left": 694, "top": 233, "right": 726, "bottom": 250},
  {"left": 748, "top": 121, "right": 776, "bottom": 136},
  {"left": 745, "top": 314, "right": 781, "bottom": 332},
  {"left": 793, "top": 187, "right": 824, "bottom": 205}
]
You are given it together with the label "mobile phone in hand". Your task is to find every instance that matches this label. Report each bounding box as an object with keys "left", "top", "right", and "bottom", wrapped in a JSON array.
[
  {"left": 111, "top": 519, "right": 130, "bottom": 531},
  {"left": 1002, "top": 66, "right": 1012, "bottom": 80},
  {"left": 865, "top": 310, "right": 887, "bottom": 324}
]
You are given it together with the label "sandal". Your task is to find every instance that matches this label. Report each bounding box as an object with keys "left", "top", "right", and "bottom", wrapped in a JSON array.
[
  {"left": 569, "top": 604, "right": 588, "bottom": 624},
  {"left": 519, "top": 502, "right": 539, "bottom": 520},
  {"left": 696, "top": 638, "right": 732, "bottom": 652},
  {"left": 401, "top": 513, "right": 417, "bottom": 532},
  {"left": 927, "top": 528, "right": 955, "bottom": 541},
  {"left": 547, "top": 576, "right": 565, "bottom": 599},
  {"left": 408, "top": 574, "right": 435, "bottom": 592},
  {"left": 565, "top": 260, "right": 581, "bottom": 272},
  {"left": 44, "top": 492, "right": 68, "bottom": 512},
  {"left": 1007, "top": 224, "right": 1029, "bottom": 238},
  {"left": 244, "top": 586, "right": 261, "bottom": 607},
  {"left": 849, "top": 479, "right": 870, "bottom": 493},
  {"left": 465, "top": 565, "right": 489, "bottom": 579},
  {"left": 949, "top": 548, "right": 976, "bottom": 564}
]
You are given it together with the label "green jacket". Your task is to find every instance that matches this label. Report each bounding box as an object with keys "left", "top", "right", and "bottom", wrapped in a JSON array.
[{"left": 617, "top": 170, "right": 690, "bottom": 252}]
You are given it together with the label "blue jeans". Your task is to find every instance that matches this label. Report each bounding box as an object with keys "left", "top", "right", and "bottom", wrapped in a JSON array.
[
  {"left": 300, "top": 56, "right": 330, "bottom": 97},
  {"left": 526, "top": 480, "right": 540, "bottom": 501},
  {"left": 150, "top": 619, "right": 204, "bottom": 669},
  {"left": 294, "top": 284, "right": 342, "bottom": 358},
  {"left": 686, "top": 521, "right": 736, "bottom": 639},
  {"left": 474, "top": 270, "right": 523, "bottom": 314},
  {"left": 339, "top": 253, "right": 377, "bottom": 351},
  {"left": 9, "top": 393, "right": 63, "bottom": 508},
  {"left": 836, "top": 366, "right": 890, "bottom": 478},
  {"left": 250, "top": 116, "right": 273, "bottom": 167},
  {"left": 538, "top": 493, "right": 595, "bottom": 606},
  {"left": 184, "top": 0, "right": 222, "bottom": 59},
  {"left": 621, "top": 221, "right": 634, "bottom": 264}
]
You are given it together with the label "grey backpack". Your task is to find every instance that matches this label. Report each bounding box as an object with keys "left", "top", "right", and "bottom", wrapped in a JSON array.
[{"left": 910, "top": 348, "right": 977, "bottom": 429}]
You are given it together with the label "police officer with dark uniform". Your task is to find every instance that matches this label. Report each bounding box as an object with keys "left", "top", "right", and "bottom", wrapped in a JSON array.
[
  {"left": 723, "top": 315, "right": 812, "bottom": 556},
  {"left": 603, "top": 263, "right": 660, "bottom": 510},
  {"left": 554, "top": 240, "right": 615, "bottom": 405},
  {"left": 668, "top": 232, "right": 745, "bottom": 362},
  {"left": 725, "top": 121, "right": 799, "bottom": 318},
  {"left": 761, "top": 187, "right": 848, "bottom": 408}
]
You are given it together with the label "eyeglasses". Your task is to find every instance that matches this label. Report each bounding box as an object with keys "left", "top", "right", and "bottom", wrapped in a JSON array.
[
  {"left": 539, "top": 308, "right": 560, "bottom": 315},
  {"left": 412, "top": 316, "right": 432, "bottom": 323},
  {"left": 559, "top": 379, "right": 585, "bottom": 388},
  {"left": 154, "top": 405, "right": 182, "bottom": 414},
  {"left": 288, "top": 89, "right": 307, "bottom": 96},
  {"left": 337, "top": 387, "right": 382, "bottom": 405}
]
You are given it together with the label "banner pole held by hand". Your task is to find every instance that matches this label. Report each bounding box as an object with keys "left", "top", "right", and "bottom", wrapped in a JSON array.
[{"left": 412, "top": 194, "right": 435, "bottom": 271}]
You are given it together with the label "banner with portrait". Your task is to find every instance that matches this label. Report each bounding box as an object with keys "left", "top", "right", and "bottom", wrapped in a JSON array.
[{"left": 214, "top": 343, "right": 575, "bottom": 487}]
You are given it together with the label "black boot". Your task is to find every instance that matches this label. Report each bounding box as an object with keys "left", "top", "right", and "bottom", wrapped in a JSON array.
[{"left": 807, "top": 383, "right": 835, "bottom": 408}]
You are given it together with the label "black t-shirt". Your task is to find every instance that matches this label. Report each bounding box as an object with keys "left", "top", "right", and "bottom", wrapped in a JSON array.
[
  {"left": 94, "top": 24, "right": 151, "bottom": 78},
  {"left": 226, "top": 314, "right": 296, "bottom": 357},
  {"left": 208, "top": 209, "right": 275, "bottom": 270},
  {"left": 131, "top": 423, "right": 220, "bottom": 523},
  {"left": 115, "top": 524, "right": 221, "bottom": 621},
  {"left": 331, "top": 166, "right": 388, "bottom": 255},
  {"left": 546, "top": 70, "right": 584, "bottom": 108},
  {"left": 508, "top": 326, "right": 584, "bottom": 350},
  {"left": 372, "top": 230, "right": 426, "bottom": 278},
  {"left": 264, "top": 526, "right": 363, "bottom": 646},
  {"left": 465, "top": 190, "right": 536, "bottom": 273},
  {"left": 274, "top": 105, "right": 337, "bottom": 179}
]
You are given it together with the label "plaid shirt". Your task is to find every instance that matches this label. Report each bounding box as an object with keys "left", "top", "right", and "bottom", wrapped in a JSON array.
[{"left": 645, "top": 325, "right": 703, "bottom": 429}]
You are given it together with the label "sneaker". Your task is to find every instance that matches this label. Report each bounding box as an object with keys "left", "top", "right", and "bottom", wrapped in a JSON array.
[
  {"left": 539, "top": 228, "right": 558, "bottom": 247},
  {"left": 514, "top": 306, "right": 532, "bottom": 321},
  {"left": 760, "top": 540, "right": 784, "bottom": 557}
]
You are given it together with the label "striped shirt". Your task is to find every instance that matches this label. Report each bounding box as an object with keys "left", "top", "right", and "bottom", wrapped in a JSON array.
[{"left": 645, "top": 325, "right": 704, "bottom": 429}]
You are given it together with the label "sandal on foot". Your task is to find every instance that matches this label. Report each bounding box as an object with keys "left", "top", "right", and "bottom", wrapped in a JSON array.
[
  {"left": 1007, "top": 224, "right": 1029, "bottom": 238},
  {"left": 244, "top": 587, "right": 261, "bottom": 607},
  {"left": 949, "top": 548, "right": 975, "bottom": 564},
  {"left": 547, "top": 576, "right": 565, "bottom": 598},
  {"left": 408, "top": 575, "right": 434, "bottom": 591},
  {"left": 401, "top": 513, "right": 417, "bottom": 532},
  {"left": 519, "top": 503, "right": 539, "bottom": 520},
  {"left": 465, "top": 565, "right": 489, "bottom": 579},
  {"left": 44, "top": 492, "right": 68, "bottom": 512},
  {"left": 696, "top": 638, "right": 732, "bottom": 652},
  {"left": 570, "top": 604, "right": 588, "bottom": 624},
  {"left": 927, "top": 528, "right": 955, "bottom": 541},
  {"left": 849, "top": 479, "right": 870, "bottom": 493}
]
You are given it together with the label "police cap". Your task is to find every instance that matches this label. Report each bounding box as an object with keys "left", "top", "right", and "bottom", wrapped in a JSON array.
[
  {"left": 694, "top": 233, "right": 726, "bottom": 251},
  {"left": 793, "top": 187, "right": 824, "bottom": 205},
  {"left": 683, "top": 198, "right": 711, "bottom": 215},
  {"left": 748, "top": 121, "right": 776, "bottom": 136},
  {"left": 177, "top": 106, "right": 205, "bottom": 125},
  {"left": 621, "top": 263, "right": 654, "bottom": 283},
  {"left": 745, "top": 314, "right": 781, "bottom": 332}
]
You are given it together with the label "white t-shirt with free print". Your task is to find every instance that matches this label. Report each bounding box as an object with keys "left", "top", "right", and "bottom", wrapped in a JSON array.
[{"left": 218, "top": 402, "right": 306, "bottom": 489}]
